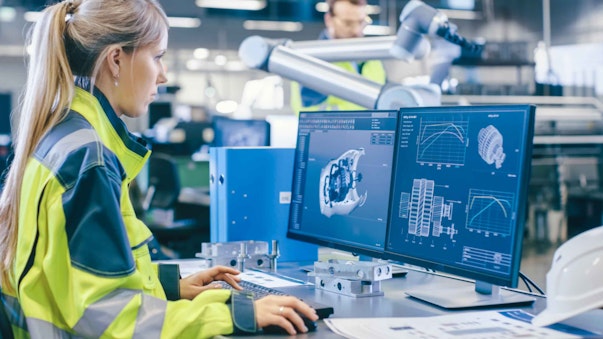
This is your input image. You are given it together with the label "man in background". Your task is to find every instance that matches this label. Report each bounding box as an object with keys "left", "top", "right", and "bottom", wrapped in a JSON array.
[{"left": 292, "top": 0, "right": 386, "bottom": 112}]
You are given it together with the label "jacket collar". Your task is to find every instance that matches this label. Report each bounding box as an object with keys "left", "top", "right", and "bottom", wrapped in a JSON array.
[{"left": 71, "top": 78, "right": 150, "bottom": 180}]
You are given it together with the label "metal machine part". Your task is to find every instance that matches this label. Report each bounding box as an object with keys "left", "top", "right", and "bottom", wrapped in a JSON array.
[{"left": 319, "top": 148, "right": 368, "bottom": 218}]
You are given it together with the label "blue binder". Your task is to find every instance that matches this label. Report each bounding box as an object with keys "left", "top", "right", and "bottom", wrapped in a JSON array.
[{"left": 209, "top": 147, "right": 317, "bottom": 262}]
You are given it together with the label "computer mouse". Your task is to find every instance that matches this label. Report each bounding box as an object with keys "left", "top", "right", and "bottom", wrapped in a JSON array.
[{"left": 262, "top": 313, "right": 317, "bottom": 334}]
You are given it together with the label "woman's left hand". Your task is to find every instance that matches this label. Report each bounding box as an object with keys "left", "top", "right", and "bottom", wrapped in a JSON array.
[{"left": 179, "top": 265, "right": 243, "bottom": 300}]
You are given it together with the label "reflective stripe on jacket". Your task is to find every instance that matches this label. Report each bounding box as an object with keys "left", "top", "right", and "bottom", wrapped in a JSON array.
[{"left": 2, "top": 84, "right": 256, "bottom": 338}]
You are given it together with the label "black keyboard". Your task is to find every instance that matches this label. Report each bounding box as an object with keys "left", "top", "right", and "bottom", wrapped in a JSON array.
[{"left": 218, "top": 280, "right": 334, "bottom": 319}]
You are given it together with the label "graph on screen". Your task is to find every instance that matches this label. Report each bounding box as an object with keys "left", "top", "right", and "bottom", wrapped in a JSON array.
[
  {"left": 466, "top": 189, "right": 515, "bottom": 235},
  {"left": 417, "top": 119, "right": 469, "bottom": 166}
]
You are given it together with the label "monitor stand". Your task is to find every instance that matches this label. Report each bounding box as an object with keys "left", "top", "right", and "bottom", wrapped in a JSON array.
[{"left": 406, "top": 280, "right": 536, "bottom": 309}]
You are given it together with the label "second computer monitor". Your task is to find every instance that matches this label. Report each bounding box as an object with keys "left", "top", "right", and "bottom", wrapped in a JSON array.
[
  {"left": 385, "top": 105, "right": 536, "bottom": 308},
  {"left": 287, "top": 110, "right": 398, "bottom": 258}
]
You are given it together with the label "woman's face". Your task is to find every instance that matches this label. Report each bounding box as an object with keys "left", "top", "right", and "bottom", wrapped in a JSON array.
[{"left": 114, "top": 33, "right": 168, "bottom": 118}]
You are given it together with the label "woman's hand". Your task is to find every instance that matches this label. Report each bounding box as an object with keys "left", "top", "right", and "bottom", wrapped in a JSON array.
[
  {"left": 254, "top": 295, "right": 319, "bottom": 335},
  {"left": 179, "top": 265, "right": 242, "bottom": 300}
]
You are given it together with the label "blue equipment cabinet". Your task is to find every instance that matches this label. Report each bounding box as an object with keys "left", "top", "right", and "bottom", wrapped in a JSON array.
[{"left": 209, "top": 147, "right": 317, "bottom": 262}]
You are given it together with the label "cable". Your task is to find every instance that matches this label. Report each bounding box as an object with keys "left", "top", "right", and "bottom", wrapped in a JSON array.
[
  {"left": 519, "top": 271, "right": 546, "bottom": 295},
  {"left": 435, "top": 22, "right": 483, "bottom": 55},
  {"left": 519, "top": 273, "right": 533, "bottom": 293}
]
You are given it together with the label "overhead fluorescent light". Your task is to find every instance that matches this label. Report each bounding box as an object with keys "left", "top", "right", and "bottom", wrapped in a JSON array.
[
  {"left": 24, "top": 11, "right": 42, "bottom": 22},
  {"left": 243, "top": 20, "right": 303, "bottom": 32},
  {"left": 440, "top": 9, "right": 482, "bottom": 20},
  {"left": 0, "top": 45, "right": 26, "bottom": 57},
  {"left": 446, "top": 0, "right": 475, "bottom": 10},
  {"left": 0, "top": 7, "right": 17, "bottom": 22},
  {"left": 363, "top": 25, "right": 393, "bottom": 36},
  {"left": 216, "top": 100, "right": 238, "bottom": 114},
  {"left": 167, "top": 17, "right": 201, "bottom": 28},
  {"left": 315, "top": 2, "right": 380, "bottom": 15},
  {"left": 194, "top": 48, "right": 210, "bottom": 59},
  {"left": 196, "top": 0, "right": 266, "bottom": 11},
  {"left": 25, "top": 11, "right": 201, "bottom": 28}
]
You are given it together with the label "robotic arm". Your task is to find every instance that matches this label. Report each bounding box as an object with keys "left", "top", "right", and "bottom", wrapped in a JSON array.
[{"left": 238, "top": 0, "right": 481, "bottom": 109}]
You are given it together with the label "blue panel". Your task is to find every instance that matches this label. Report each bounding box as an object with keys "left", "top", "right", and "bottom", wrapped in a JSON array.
[{"left": 209, "top": 147, "right": 318, "bottom": 262}]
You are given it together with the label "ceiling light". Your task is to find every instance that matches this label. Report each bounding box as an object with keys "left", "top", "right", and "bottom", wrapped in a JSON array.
[
  {"left": 363, "top": 25, "right": 394, "bottom": 36},
  {"left": 196, "top": 0, "right": 266, "bottom": 11},
  {"left": 315, "top": 2, "right": 328, "bottom": 12},
  {"left": 446, "top": 0, "right": 475, "bottom": 10},
  {"left": 215, "top": 100, "right": 238, "bottom": 114},
  {"left": 439, "top": 9, "right": 482, "bottom": 20},
  {"left": 243, "top": 20, "right": 303, "bottom": 32},
  {"left": 167, "top": 17, "right": 201, "bottom": 28},
  {"left": 0, "top": 7, "right": 17, "bottom": 22},
  {"left": 214, "top": 55, "right": 227, "bottom": 66},
  {"left": 24, "top": 11, "right": 42, "bottom": 22},
  {"left": 0, "top": 45, "right": 25, "bottom": 57},
  {"left": 194, "top": 48, "right": 210, "bottom": 59},
  {"left": 315, "top": 2, "right": 380, "bottom": 15}
]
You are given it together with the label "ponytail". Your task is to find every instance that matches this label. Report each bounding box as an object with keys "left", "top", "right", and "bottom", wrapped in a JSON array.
[{"left": 0, "top": 1, "right": 75, "bottom": 286}]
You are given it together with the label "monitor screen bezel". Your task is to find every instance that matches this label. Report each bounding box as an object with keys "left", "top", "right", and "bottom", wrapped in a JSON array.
[
  {"left": 383, "top": 104, "right": 536, "bottom": 288},
  {"left": 286, "top": 109, "right": 398, "bottom": 259}
]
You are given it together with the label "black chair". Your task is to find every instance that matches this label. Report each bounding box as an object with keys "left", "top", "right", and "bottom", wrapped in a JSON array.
[{"left": 143, "top": 153, "right": 207, "bottom": 258}]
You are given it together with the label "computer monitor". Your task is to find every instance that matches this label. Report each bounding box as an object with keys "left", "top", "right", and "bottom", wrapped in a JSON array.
[
  {"left": 174, "top": 121, "right": 214, "bottom": 154},
  {"left": 385, "top": 105, "right": 536, "bottom": 309},
  {"left": 287, "top": 110, "right": 398, "bottom": 258},
  {"left": 148, "top": 101, "right": 172, "bottom": 129},
  {"left": 212, "top": 117, "right": 270, "bottom": 147}
]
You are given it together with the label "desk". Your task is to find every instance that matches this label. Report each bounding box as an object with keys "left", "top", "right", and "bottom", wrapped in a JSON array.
[{"left": 227, "top": 263, "right": 603, "bottom": 338}]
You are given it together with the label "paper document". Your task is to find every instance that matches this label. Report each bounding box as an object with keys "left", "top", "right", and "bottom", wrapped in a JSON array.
[
  {"left": 239, "top": 270, "right": 305, "bottom": 288},
  {"left": 324, "top": 310, "right": 600, "bottom": 339}
]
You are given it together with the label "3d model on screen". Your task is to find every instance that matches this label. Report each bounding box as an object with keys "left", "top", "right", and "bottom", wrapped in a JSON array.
[
  {"left": 478, "top": 125, "right": 505, "bottom": 169},
  {"left": 398, "top": 178, "right": 457, "bottom": 239},
  {"left": 320, "top": 148, "right": 368, "bottom": 218}
]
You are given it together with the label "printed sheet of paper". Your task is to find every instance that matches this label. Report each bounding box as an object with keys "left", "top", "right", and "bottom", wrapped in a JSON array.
[
  {"left": 239, "top": 270, "right": 305, "bottom": 288},
  {"left": 324, "top": 310, "right": 599, "bottom": 339}
]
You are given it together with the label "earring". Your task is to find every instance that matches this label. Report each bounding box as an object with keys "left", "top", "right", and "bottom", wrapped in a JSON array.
[{"left": 114, "top": 73, "right": 119, "bottom": 87}]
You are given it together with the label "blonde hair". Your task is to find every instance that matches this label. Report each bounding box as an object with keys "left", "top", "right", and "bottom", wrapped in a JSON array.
[{"left": 0, "top": 0, "right": 168, "bottom": 285}]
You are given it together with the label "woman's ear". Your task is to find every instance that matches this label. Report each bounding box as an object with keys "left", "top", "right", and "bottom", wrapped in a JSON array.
[{"left": 105, "top": 45, "right": 122, "bottom": 78}]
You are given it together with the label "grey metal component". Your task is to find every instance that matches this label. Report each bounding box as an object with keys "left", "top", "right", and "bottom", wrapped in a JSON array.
[
  {"left": 238, "top": 35, "right": 290, "bottom": 71},
  {"left": 392, "top": 0, "right": 447, "bottom": 60},
  {"left": 377, "top": 83, "right": 442, "bottom": 109},
  {"left": 268, "top": 45, "right": 382, "bottom": 109},
  {"left": 288, "top": 36, "right": 398, "bottom": 62}
]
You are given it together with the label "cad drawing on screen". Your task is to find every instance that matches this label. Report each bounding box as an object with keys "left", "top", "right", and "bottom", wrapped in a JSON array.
[
  {"left": 320, "top": 148, "right": 368, "bottom": 218},
  {"left": 398, "top": 178, "right": 458, "bottom": 241},
  {"left": 477, "top": 125, "right": 505, "bottom": 169}
]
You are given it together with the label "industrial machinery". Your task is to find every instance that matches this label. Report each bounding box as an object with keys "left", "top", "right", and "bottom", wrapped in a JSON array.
[{"left": 238, "top": 0, "right": 482, "bottom": 109}]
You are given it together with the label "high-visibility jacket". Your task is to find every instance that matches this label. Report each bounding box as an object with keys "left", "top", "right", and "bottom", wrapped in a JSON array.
[
  {"left": 293, "top": 59, "right": 387, "bottom": 112},
  {"left": 1, "top": 82, "right": 256, "bottom": 338}
]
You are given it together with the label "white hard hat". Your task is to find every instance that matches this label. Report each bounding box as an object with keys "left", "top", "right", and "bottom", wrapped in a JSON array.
[{"left": 532, "top": 225, "right": 603, "bottom": 327}]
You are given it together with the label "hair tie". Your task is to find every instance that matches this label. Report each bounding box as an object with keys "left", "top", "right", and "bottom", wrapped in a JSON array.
[{"left": 65, "top": 0, "right": 77, "bottom": 15}]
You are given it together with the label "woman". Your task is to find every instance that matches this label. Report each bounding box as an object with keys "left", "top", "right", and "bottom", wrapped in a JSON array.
[{"left": 0, "top": 0, "right": 317, "bottom": 337}]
